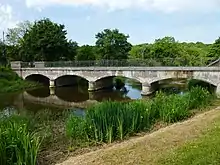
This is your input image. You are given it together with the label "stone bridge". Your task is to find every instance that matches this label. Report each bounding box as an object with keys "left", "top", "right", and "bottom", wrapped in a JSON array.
[{"left": 11, "top": 61, "right": 220, "bottom": 96}]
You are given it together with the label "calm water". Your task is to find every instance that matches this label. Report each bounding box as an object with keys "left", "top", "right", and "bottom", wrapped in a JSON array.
[{"left": 0, "top": 79, "right": 187, "bottom": 114}]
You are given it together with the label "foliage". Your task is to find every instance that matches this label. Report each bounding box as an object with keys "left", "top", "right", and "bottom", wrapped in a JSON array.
[
  {"left": 19, "top": 18, "right": 78, "bottom": 61},
  {"left": 209, "top": 37, "right": 220, "bottom": 58},
  {"left": 76, "top": 45, "right": 96, "bottom": 61},
  {"left": 0, "top": 67, "right": 39, "bottom": 93},
  {"left": 2, "top": 18, "right": 217, "bottom": 64},
  {"left": 128, "top": 37, "right": 212, "bottom": 66},
  {"left": 66, "top": 87, "right": 213, "bottom": 143},
  {"left": 6, "top": 20, "right": 33, "bottom": 46},
  {"left": 95, "top": 29, "right": 132, "bottom": 60},
  {"left": 114, "top": 77, "right": 125, "bottom": 89},
  {"left": 0, "top": 115, "right": 41, "bottom": 165}
]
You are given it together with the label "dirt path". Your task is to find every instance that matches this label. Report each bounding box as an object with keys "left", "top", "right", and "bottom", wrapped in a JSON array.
[{"left": 57, "top": 107, "right": 220, "bottom": 165}]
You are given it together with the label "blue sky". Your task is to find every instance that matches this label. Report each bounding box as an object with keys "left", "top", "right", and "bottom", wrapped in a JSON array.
[{"left": 1, "top": 0, "right": 220, "bottom": 45}]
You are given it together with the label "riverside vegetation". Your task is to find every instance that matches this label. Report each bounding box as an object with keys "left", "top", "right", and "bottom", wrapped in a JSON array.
[
  {"left": 0, "top": 67, "right": 39, "bottom": 93},
  {"left": 0, "top": 86, "right": 216, "bottom": 165}
]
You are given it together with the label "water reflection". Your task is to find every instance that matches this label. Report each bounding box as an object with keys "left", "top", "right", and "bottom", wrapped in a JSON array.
[{"left": 0, "top": 79, "right": 188, "bottom": 113}]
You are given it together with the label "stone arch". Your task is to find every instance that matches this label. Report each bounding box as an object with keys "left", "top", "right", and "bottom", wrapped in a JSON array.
[
  {"left": 25, "top": 74, "right": 50, "bottom": 86},
  {"left": 94, "top": 75, "right": 143, "bottom": 84},
  {"left": 54, "top": 75, "right": 89, "bottom": 87},
  {"left": 93, "top": 75, "right": 143, "bottom": 92},
  {"left": 149, "top": 77, "right": 217, "bottom": 87}
]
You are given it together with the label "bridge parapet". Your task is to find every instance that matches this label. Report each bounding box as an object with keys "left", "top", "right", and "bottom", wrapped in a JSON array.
[{"left": 10, "top": 58, "right": 218, "bottom": 68}]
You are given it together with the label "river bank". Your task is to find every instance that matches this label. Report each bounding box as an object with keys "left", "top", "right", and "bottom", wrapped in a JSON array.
[
  {"left": 58, "top": 106, "right": 220, "bottom": 165},
  {"left": 0, "top": 87, "right": 217, "bottom": 165},
  {"left": 0, "top": 67, "right": 39, "bottom": 93}
]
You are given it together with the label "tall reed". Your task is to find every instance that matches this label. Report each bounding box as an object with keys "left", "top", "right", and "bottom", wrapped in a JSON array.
[
  {"left": 0, "top": 115, "right": 42, "bottom": 165},
  {"left": 66, "top": 87, "right": 213, "bottom": 144}
]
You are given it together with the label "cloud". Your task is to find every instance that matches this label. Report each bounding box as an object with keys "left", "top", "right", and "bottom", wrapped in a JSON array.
[
  {"left": 25, "top": 0, "right": 220, "bottom": 13},
  {"left": 0, "top": 4, "right": 18, "bottom": 31}
]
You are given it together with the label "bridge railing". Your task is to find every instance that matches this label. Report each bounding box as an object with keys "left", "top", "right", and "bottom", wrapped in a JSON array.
[{"left": 12, "top": 58, "right": 220, "bottom": 68}]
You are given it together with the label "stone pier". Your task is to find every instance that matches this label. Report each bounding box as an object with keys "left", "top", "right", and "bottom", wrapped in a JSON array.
[
  {"left": 216, "top": 83, "right": 220, "bottom": 98},
  {"left": 49, "top": 80, "right": 55, "bottom": 88},
  {"left": 141, "top": 83, "right": 153, "bottom": 96},
  {"left": 88, "top": 77, "right": 114, "bottom": 91}
]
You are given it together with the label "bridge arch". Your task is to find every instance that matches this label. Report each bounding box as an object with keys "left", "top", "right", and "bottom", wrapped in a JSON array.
[
  {"left": 149, "top": 77, "right": 217, "bottom": 87},
  {"left": 25, "top": 74, "right": 50, "bottom": 86},
  {"left": 94, "top": 75, "right": 143, "bottom": 84},
  {"left": 54, "top": 75, "right": 89, "bottom": 87},
  {"left": 94, "top": 75, "right": 142, "bottom": 91}
]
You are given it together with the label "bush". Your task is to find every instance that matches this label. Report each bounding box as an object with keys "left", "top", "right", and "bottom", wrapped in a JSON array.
[{"left": 0, "top": 67, "right": 20, "bottom": 81}]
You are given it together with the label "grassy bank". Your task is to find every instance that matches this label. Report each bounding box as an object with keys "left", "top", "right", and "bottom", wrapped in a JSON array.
[
  {"left": 0, "top": 87, "right": 216, "bottom": 165},
  {"left": 0, "top": 67, "right": 39, "bottom": 93},
  {"left": 61, "top": 107, "right": 220, "bottom": 165},
  {"left": 158, "top": 115, "right": 220, "bottom": 165}
]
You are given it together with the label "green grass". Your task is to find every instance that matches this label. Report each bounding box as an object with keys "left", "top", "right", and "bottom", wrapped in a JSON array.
[
  {"left": 158, "top": 119, "right": 220, "bottom": 165},
  {"left": 66, "top": 87, "right": 214, "bottom": 144}
]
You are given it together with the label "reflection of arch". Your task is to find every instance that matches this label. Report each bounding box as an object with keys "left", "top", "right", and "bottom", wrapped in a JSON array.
[
  {"left": 26, "top": 87, "right": 50, "bottom": 98},
  {"left": 55, "top": 75, "right": 88, "bottom": 87},
  {"left": 55, "top": 87, "right": 89, "bottom": 102},
  {"left": 25, "top": 74, "right": 50, "bottom": 86}
]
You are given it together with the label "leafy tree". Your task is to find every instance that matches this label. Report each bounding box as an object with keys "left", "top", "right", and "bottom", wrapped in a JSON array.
[
  {"left": 76, "top": 45, "right": 96, "bottom": 61},
  {"left": 20, "top": 18, "right": 77, "bottom": 61},
  {"left": 150, "top": 36, "right": 183, "bottom": 65},
  {"left": 209, "top": 37, "right": 220, "bottom": 59},
  {"left": 95, "top": 29, "right": 132, "bottom": 60},
  {"left": 6, "top": 20, "right": 33, "bottom": 46},
  {"left": 129, "top": 44, "right": 151, "bottom": 59},
  {"left": 60, "top": 40, "right": 78, "bottom": 61}
]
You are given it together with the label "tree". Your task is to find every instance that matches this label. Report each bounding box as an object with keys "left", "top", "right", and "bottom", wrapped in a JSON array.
[
  {"left": 20, "top": 18, "right": 77, "bottom": 61},
  {"left": 95, "top": 29, "right": 132, "bottom": 60},
  {"left": 6, "top": 20, "right": 33, "bottom": 46},
  {"left": 129, "top": 44, "right": 151, "bottom": 59},
  {"left": 0, "top": 41, "right": 8, "bottom": 66},
  {"left": 209, "top": 37, "right": 220, "bottom": 59},
  {"left": 150, "top": 36, "right": 183, "bottom": 65},
  {"left": 76, "top": 45, "right": 96, "bottom": 61}
]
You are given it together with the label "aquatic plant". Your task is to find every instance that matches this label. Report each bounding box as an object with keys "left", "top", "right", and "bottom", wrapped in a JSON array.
[
  {"left": 66, "top": 87, "right": 213, "bottom": 144},
  {"left": 0, "top": 115, "right": 42, "bottom": 165}
]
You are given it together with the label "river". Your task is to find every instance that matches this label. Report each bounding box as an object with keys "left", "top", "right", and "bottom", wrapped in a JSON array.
[{"left": 0, "top": 79, "right": 188, "bottom": 115}]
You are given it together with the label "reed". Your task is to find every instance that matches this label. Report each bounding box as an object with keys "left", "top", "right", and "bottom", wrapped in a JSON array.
[
  {"left": 0, "top": 115, "right": 42, "bottom": 165},
  {"left": 66, "top": 87, "right": 213, "bottom": 144}
]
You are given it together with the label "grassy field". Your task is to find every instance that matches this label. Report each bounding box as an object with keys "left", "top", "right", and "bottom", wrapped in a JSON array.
[{"left": 58, "top": 107, "right": 220, "bottom": 165}]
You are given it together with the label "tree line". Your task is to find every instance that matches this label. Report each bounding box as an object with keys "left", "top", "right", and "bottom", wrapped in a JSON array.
[{"left": 0, "top": 18, "right": 220, "bottom": 66}]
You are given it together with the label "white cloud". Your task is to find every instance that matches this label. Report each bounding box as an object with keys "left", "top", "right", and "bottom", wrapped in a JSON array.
[
  {"left": 0, "top": 4, "right": 18, "bottom": 31},
  {"left": 25, "top": 0, "right": 220, "bottom": 13}
]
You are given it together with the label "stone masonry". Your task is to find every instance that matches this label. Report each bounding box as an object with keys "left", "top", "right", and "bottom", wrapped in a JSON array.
[{"left": 11, "top": 61, "right": 220, "bottom": 97}]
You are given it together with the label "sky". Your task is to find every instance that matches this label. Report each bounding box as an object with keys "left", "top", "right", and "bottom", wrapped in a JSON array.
[{"left": 0, "top": 0, "right": 220, "bottom": 45}]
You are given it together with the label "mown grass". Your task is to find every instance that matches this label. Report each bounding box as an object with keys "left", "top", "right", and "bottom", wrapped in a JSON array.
[
  {"left": 0, "top": 67, "right": 39, "bottom": 93},
  {"left": 158, "top": 116, "right": 220, "bottom": 165},
  {"left": 66, "top": 87, "right": 214, "bottom": 144}
]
